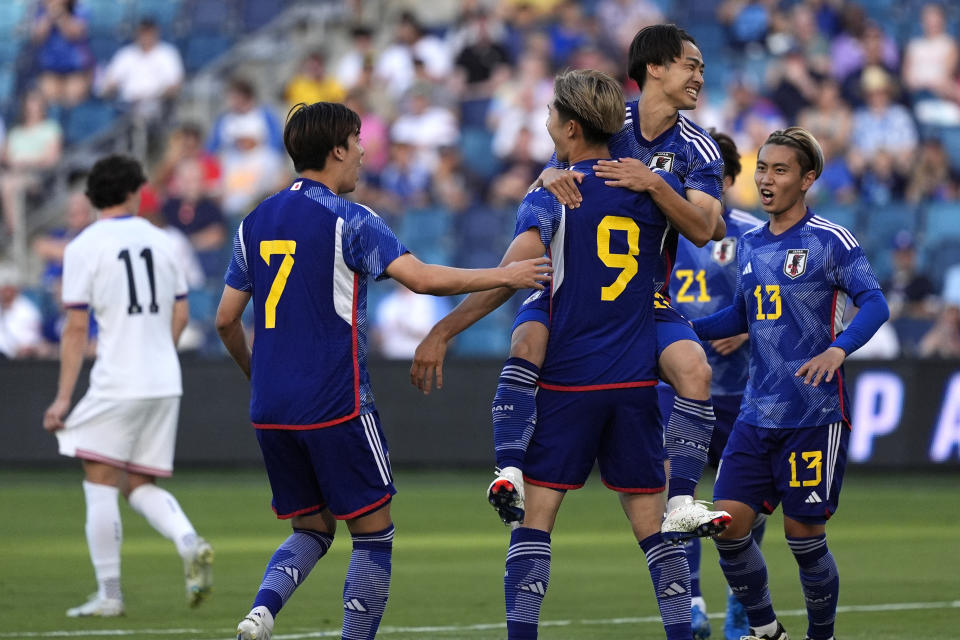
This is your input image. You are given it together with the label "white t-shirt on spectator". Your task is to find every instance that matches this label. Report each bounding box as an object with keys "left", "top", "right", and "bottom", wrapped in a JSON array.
[
  {"left": 104, "top": 42, "right": 184, "bottom": 103},
  {"left": 0, "top": 294, "right": 42, "bottom": 358}
]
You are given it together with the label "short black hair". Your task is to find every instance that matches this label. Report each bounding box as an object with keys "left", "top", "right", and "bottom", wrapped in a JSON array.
[
  {"left": 85, "top": 155, "right": 146, "bottom": 209},
  {"left": 284, "top": 102, "right": 361, "bottom": 173},
  {"left": 627, "top": 24, "right": 698, "bottom": 89},
  {"left": 708, "top": 128, "right": 741, "bottom": 181}
]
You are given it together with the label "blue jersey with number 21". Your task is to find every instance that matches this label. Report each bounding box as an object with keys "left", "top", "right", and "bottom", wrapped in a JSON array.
[{"left": 224, "top": 178, "right": 407, "bottom": 429}]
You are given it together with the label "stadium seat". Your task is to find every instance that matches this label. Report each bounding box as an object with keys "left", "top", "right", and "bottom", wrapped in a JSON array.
[
  {"left": 401, "top": 208, "right": 452, "bottom": 245},
  {"left": 241, "top": 0, "right": 288, "bottom": 32},
  {"left": 923, "top": 202, "right": 960, "bottom": 241},
  {"left": 859, "top": 201, "right": 919, "bottom": 255},
  {"left": 0, "top": 1, "right": 27, "bottom": 31},
  {"left": 186, "top": 0, "right": 233, "bottom": 31},
  {"left": 815, "top": 203, "right": 860, "bottom": 233},
  {"left": 63, "top": 99, "right": 118, "bottom": 145},
  {"left": 923, "top": 239, "right": 960, "bottom": 291},
  {"left": 85, "top": 0, "right": 133, "bottom": 36},
  {"left": 182, "top": 33, "right": 234, "bottom": 73},
  {"left": 459, "top": 127, "right": 500, "bottom": 181},
  {"left": 88, "top": 34, "right": 125, "bottom": 63},
  {"left": 452, "top": 317, "right": 512, "bottom": 357},
  {"left": 135, "top": 0, "right": 182, "bottom": 32}
]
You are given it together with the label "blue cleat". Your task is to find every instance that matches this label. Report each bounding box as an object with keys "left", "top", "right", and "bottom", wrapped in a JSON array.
[
  {"left": 692, "top": 601, "right": 711, "bottom": 639},
  {"left": 724, "top": 591, "right": 749, "bottom": 640}
]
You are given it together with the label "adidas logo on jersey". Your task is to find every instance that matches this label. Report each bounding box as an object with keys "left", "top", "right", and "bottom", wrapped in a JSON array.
[
  {"left": 344, "top": 598, "right": 367, "bottom": 612},
  {"left": 805, "top": 491, "right": 823, "bottom": 504},
  {"left": 275, "top": 566, "right": 301, "bottom": 584},
  {"left": 659, "top": 582, "right": 687, "bottom": 598},
  {"left": 519, "top": 581, "right": 546, "bottom": 595},
  {"left": 742, "top": 262, "right": 753, "bottom": 275}
]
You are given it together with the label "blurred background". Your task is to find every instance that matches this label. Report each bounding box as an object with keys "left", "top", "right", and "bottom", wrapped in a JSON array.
[{"left": 0, "top": 0, "right": 959, "bottom": 470}]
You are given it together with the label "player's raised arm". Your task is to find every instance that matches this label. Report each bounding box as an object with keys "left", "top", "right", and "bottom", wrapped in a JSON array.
[
  {"left": 384, "top": 251, "right": 550, "bottom": 297},
  {"left": 410, "top": 228, "right": 547, "bottom": 393}
]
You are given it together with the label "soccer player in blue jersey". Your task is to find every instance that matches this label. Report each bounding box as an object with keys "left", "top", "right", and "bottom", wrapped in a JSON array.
[
  {"left": 692, "top": 127, "right": 889, "bottom": 640},
  {"left": 658, "top": 129, "right": 764, "bottom": 640},
  {"left": 486, "top": 67, "right": 693, "bottom": 640},
  {"left": 412, "top": 24, "right": 730, "bottom": 541},
  {"left": 215, "top": 102, "right": 551, "bottom": 640}
]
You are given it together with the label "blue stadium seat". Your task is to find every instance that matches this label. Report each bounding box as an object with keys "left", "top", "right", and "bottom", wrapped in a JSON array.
[
  {"left": 187, "top": 0, "right": 233, "bottom": 31},
  {"left": 88, "top": 34, "right": 124, "bottom": 63},
  {"left": 242, "top": 0, "right": 287, "bottom": 32},
  {"left": 452, "top": 316, "right": 512, "bottom": 357},
  {"left": 135, "top": 0, "right": 182, "bottom": 32},
  {"left": 0, "top": 1, "right": 27, "bottom": 31},
  {"left": 939, "top": 126, "right": 960, "bottom": 172},
  {"left": 459, "top": 126, "right": 500, "bottom": 181},
  {"left": 923, "top": 202, "right": 960, "bottom": 241},
  {"left": 63, "top": 99, "right": 118, "bottom": 145},
  {"left": 182, "top": 33, "right": 233, "bottom": 72},
  {"left": 924, "top": 239, "right": 960, "bottom": 291},
  {"left": 859, "top": 201, "right": 919, "bottom": 255},
  {"left": 85, "top": 0, "right": 133, "bottom": 35},
  {"left": 401, "top": 207, "right": 452, "bottom": 246},
  {"left": 815, "top": 203, "right": 859, "bottom": 233},
  {"left": 0, "top": 69, "right": 15, "bottom": 109}
]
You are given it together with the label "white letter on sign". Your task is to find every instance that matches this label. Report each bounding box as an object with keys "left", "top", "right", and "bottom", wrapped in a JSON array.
[
  {"left": 930, "top": 373, "right": 960, "bottom": 463},
  {"left": 850, "top": 372, "right": 903, "bottom": 462}
]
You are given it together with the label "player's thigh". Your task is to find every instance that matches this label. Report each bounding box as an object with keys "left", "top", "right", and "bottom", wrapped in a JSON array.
[
  {"left": 523, "top": 389, "right": 606, "bottom": 490},
  {"left": 713, "top": 420, "right": 778, "bottom": 521},
  {"left": 774, "top": 421, "right": 850, "bottom": 525},
  {"left": 256, "top": 427, "right": 327, "bottom": 519},
  {"left": 57, "top": 395, "right": 142, "bottom": 469},
  {"left": 655, "top": 308, "right": 711, "bottom": 399},
  {"left": 510, "top": 288, "right": 550, "bottom": 366},
  {"left": 597, "top": 387, "right": 666, "bottom": 494},
  {"left": 127, "top": 396, "right": 180, "bottom": 477}
]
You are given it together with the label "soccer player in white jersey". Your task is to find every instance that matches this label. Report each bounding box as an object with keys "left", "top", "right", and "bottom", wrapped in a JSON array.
[
  {"left": 692, "top": 128, "right": 889, "bottom": 640},
  {"left": 43, "top": 155, "right": 213, "bottom": 617}
]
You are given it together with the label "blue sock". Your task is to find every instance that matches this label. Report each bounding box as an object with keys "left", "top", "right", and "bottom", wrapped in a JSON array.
[
  {"left": 252, "top": 528, "right": 333, "bottom": 617},
  {"left": 342, "top": 525, "right": 394, "bottom": 640},
  {"left": 752, "top": 513, "right": 768, "bottom": 547},
  {"left": 504, "top": 527, "right": 551, "bottom": 639},
  {"left": 683, "top": 537, "right": 702, "bottom": 597},
  {"left": 492, "top": 357, "right": 539, "bottom": 470},
  {"left": 665, "top": 397, "right": 715, "bottom": 499},
  {"left": 787, "top": 534, "right": 839, "bottom": 640},
  {"left": 715, "top": 535, "right": 776, "bottom": 630},
  {"left": 639, "top": 533, "right": 692, "bottom": 640}
]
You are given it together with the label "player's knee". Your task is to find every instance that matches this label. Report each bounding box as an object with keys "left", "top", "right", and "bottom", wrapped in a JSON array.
[
  {"left": 509, "top": 322, "right": 548, "bottom": 365},
  {"left": 673, "top": 359, "right": 712, "bottom": 398}
]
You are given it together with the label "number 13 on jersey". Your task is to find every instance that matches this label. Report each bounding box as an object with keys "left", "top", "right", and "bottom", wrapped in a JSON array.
[{"left": 260, "top": 240, "right": 296, "bottom": 328}]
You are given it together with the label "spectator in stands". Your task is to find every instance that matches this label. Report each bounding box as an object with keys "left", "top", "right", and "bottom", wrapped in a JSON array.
[
  {"left": 0, "top": 90, "right": 63, "bottom": 240},
  {"left": 374, "top": 11, "right": 444, "bottom": 100},
  {"left": 217, "top": 111, "right": 288, "bottom": 220},
  {"left": 906, "top": 138, "right": 960, "bottom": 203},
  {"left": 154, "top": 123, "right": 221, "bottom": 200},
  {"left": 883, "top": 231, "right": 938, "bottom": 321},
  {"left": 807, "top": 135, "right": 857, "bottom": 205},
  {"left": 784, "top": 3, "right": 832, "bottom": 75},
  {"left": 767, "top": 47, "right": 824, "bottom": 123},
  {"left": 161, "top": 159, "right": 227, "bottom": 279},
  {"left": 284, "top": 50, "right": 346, "bottom": 109},
  {"left": 831, "top": 7, "right": 898, "bottom": 86},
  {"left": 798, "top": 78, "right": 852, "bottom": 153},
  {"left": 0, "top": 264, "right": 43, "bottom": 359},
  {"left": 546, "top": 1, "right": 592, "bottom": 68},
  {"left": 31, "top": 0, "right": 94, "bottom": 108},
  {"left": 488, "top": 53, "right": 554, "bottom": 164},
  {"left": 858, "top": 149, "right": 907, "bottom": 207},
  {"left": 718, "top": 0, "right": 771, "bottom": 50},
  {"left": 838, "top": 22, "right": 900, "bottom": 108},
  {"left": 100, "top": 18, "right": 184, "bottom": 121},
  {"left": 375, "top": 140, "right": 432, "bottom": 216},
  {"left": 848, "top": 67, "right": 918, "bottom": 177},
  {"left": 918, "top": 303, "right": 960, "bottom": 358},
  {"left": 595, "top": 0, "right": 664, "bottom": 55},
  {"left": 903, "top": 4, "right": 958, "bottom": 107},
  {"left": 32, "top": 174, "right": 93, "bottom": 292},
  {"left": 390, "top": 83, "right": 459, "bottom": 172},
  {"left": 373, "top": 282, "right": 451, "bottom": 359},
  {"left": 333, "top": 24, "right": 375, "bottom": 92},
  {"left": 452, "top": 8, "right": 512, "bottom": 121},
  {"left": 207, "top": 77, "right": 284, "bottom": 155}
]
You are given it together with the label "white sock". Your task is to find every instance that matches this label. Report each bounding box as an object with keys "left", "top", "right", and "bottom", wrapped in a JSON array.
[
  {"left": 753, "top": 620, "right": 780, "bottom": 637},
  {"left": 691, "top": 595, "right": 707, "bottom": 613},
  {"left": 128, "top": 483, "right": 197, "bottom": 557},
  {"left": 83, "top": 481, "right": 123, "bottom": 601}
]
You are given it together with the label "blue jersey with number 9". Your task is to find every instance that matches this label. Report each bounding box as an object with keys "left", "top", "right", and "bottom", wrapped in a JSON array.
[
  {"left": 224, "top": 178, "right": 407, "bottom": 428},
  {"left": 515, "top": 162, "right": 680, "bottom": 389}
]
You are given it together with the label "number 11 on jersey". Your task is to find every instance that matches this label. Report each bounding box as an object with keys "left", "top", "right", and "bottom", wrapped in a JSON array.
[{"left": 260, "top": 240, "right": 296, "bottom": 329}]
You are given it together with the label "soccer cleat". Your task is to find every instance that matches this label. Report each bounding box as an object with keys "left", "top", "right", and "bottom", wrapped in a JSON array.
[
  {"left": 184, "top": 537, "right": 214, "bottom": 607},
  {"left": 691, "top": 599, "right": 712, "bottom": 639},
  {"left": 237, "top": 605, "right": 274, "bottom": 640},
  {"left": 739, "top": 621, "right": 789, "bottom": 640},
  {"left": 661, "top": 499, "right": 731, "bottom": 544},
  {"left": 724, "top": 591, "right": 750, "bottom": 640},
  {"left": 66, "top": 593, "right": 124, "bottom": 617},
  {"left": 487, "top": 466, "right": 525, "bottom": 525}
]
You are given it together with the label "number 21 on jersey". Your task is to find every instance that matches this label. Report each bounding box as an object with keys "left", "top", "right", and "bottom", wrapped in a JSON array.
[{"left": 260, "top": 240, "right": 296, "bottom": 329}]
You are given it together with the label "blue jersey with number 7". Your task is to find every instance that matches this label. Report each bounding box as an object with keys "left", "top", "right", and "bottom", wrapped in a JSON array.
[
  {"left": 224, "top": 178, "right": 407, "bottom": 428},
  {"left": 515, "top": 162, "right": 681, "bottom": 390}
]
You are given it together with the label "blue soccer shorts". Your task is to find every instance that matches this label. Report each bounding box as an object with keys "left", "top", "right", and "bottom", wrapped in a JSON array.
[
  {"left": 713, "top": 420, "right": 850, "bottom": 524},
  {"left": 523, "top": 386, "right": 665, "bottom": 493},
  {"left": 255, "top": 411, "right": 396, "bottom": 520},
  {"left": 657, "top": 385, "right": 742, "bottom": 468},
  {"left": 653, "top": 295, "right": 699, "bottom": 358}
]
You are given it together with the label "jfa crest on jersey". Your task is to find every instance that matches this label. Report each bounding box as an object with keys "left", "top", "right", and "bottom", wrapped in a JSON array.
[
  {"left": 711, "top": 236, "right": 738, "bottom": 266},
  {"left": 734, "top": 210, "right": 881, "bottom": 428}
]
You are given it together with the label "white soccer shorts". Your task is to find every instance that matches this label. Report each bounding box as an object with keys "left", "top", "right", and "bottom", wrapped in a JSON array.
[{"left": 56, "top": 395, "right": 181, "bottom": 477}]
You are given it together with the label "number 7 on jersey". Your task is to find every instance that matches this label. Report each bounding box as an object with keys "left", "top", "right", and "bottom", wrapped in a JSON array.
[{"left": 260, "top": 240, "right": 296, "bottom": 328}]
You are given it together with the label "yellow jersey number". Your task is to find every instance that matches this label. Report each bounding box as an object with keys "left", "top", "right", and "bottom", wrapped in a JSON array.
[
  {"left": 260, "top": 240, "right": 296, "bottom": 329},
  {"left": 753, "top": 284, "right": 781, "bottom": 320},
  {"left": 788, "top": 450, "right": 823, "bottom": 487},
  {"left": 597, "top": 216, "right": 640, "bottom": 301},
  {"left": 675, "top": 269, "right": 711, "bottom": 303}
]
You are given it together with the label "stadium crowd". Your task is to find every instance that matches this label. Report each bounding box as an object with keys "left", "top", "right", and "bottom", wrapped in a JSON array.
[{"left": 1, "top": 0, "right": 959, "bottom": 360}]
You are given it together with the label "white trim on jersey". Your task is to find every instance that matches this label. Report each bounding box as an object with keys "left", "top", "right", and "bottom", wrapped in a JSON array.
[
  {"left": 678, "top": 116, "right": 720, "bottom": 163},
  {"left": 659, "top": 220, "right": 673, "bottom": 256},
  {"left": 833, "top": 290, "right": 849, "bottom": 337},
  {"left": 551, "top": 204, "right": 567, "bottom": 299},
  {"left": 332, "top": 218, "right": 355, "bottom": 325},
  {"left": 361, "top": 413, "right": 391, "bottom": 486},
  {"left": 824, "top": 421, "right": 842, "bottom": 498},
  {"left": 729, "top": 208, "right": 763, "bottom": 227},
  {"left": 238, "top": 220, "right": 248, "bottom": 270},
  {"left": 809, "top": 216, "right": 858, "bottom": 251}
]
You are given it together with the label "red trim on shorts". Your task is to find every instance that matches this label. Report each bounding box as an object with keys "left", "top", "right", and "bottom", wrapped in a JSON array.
[
  {"left": 334, "top": 493, "right": 392, "bottom": 520},
  {"left": 126, "top": 461, "right": 172, "bottom": 478},
  {"left": 537, "top": 379, "right": 658, "bottom": 392},
  {"left": 761, "top": 500, "right": 776, "bottom": 515},
  {"left": 74, "top": 449, "right": 172, "bottom": 478},
  {"left": 524, "top": 475, "right": 583, "bottom": 490},
  {"left": 253, "top": 409, "right": 358, "bottom": 430},
  {"left": 601, "top": 478, "right": 665, "bottom": 494},
  {"left": 273, "top": 503, "right": 324, "bottom": 519}
]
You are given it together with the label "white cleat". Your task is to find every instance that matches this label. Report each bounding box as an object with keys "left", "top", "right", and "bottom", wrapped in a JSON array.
[
  {"left": 739, "top": 621, "right": 789, "bottom": 639},
  {"left": 661, "top": 498, "right": 731, "bottom": 544},
  {"left": 487, "top": 466, "right": 525, "bottom": 525},
  {"left": 237, "top": 605, "right": 274, "bottom": 640},
  {"left": 184, "top": 537, "right": 214, "bottom": 607},
  {"left": 66, "top": 594, "right": 124, "bottom": 617}
]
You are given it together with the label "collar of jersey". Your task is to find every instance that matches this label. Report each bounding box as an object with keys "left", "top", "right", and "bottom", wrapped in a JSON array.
[
  {"left": 762, "top": 207, "right": 814, "bottom": 240},
  {"left": 630, "top": 101, "right": 677, "bottom": 147},
  {"left": 104, "top": 214, "right": 134, "bottom": 220},
  {"left": 292, "top": 177, "right": 332, "bottom": 193},
  {"left": 569, "top": 158, "right": 611, "bottom": 173}
]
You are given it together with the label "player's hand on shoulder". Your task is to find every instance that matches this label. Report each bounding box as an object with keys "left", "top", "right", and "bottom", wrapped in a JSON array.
[
  {"left": 410, "top": 331, "right": 448, "bottom": 395},
  {"left": 503, "top": 257, "right": 552, "bottom": 290},
  {"left": 42, "top": 398, "right": 71, "bottom": 432},
  {"left": 710, "top": 333, "right": 749, "bottom": 356},
  {"left": 795, "top": 346, "right": 846, "bottom": 387},
  {"left": 540, "top": 167, "right": 584, "bottom": 209},
  {"left": 594, "top": 158, "right": 657, "bottom": 192}
]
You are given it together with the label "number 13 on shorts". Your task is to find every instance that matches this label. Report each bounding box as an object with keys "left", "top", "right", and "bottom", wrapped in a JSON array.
[{"left": 788, "top": 450, "right": 822, "bottom": 487}]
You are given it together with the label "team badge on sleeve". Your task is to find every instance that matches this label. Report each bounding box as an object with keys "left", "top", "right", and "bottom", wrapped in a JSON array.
[
  {"left": 711, "top": 237, "right": 737, "bottom": 266},
  {"left": 649, "top": 152, "right": 675, "bottom": 172},
  {"left": 784, "top": 249, "right": 809, "bottom": 279}
]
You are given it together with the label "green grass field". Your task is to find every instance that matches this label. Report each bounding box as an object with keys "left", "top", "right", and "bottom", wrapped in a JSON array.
[{"left": 2, "top": 468, "right": 958, "bottom": 640}]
